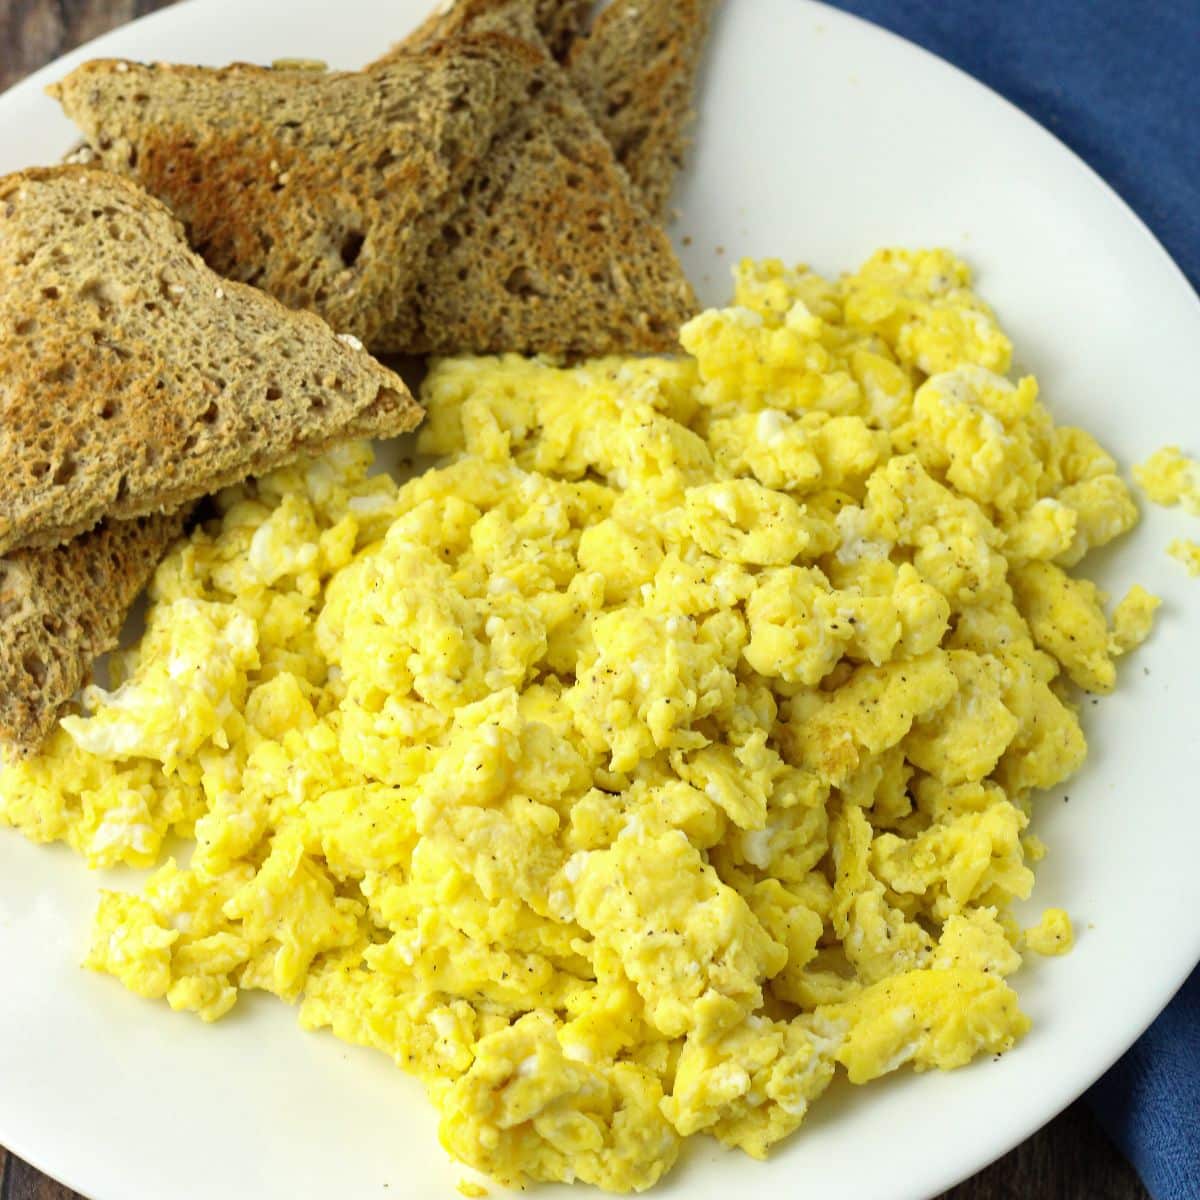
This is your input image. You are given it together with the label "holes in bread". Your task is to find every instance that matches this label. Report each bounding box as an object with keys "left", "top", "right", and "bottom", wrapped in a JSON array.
[
  {"left": 41, "top": 613, "right": 64, "bottom": 637},
  {"left": 340, "top": 231, "right": 366, "bottom": 269},
  {"left": 14, "top": 318, "right": 37, "bottom": 336},
  {"left": 44, "top": 362, "right": 75, "bottom": 386},
  {"left": 51, "top": 456, "right": 76, "bottom": 488},
  {"left": 30, "top": 461, "right": 49, "bottom": 480},
  {"left": 81, "top": 279, "right": 115, "bottom": 312},
  {"left": 553, "top": 136, "right": 582, "bottom": 166},
  {"left": 504, "top": 267, "right": 548, "bottom": 300},
  {"left": 41, "top": 286, "right": 60, "bottom": 301},
  {"left": 84, "top": 555, "right": 105, "bottom": 587},
  {"left": 21, "top": 651, "right": 47, "bottom": 687},
  {"left": 97, "top": 398, "right": 119, "bottom": 421},
  {"left": 199, "top": 402, "right": 220, "bottom": 426},
  {"left": 265, "top": 385, "right": 282, "bottom": 402},
  {"left": 89, "top": 330, "right": 130, "bottom": 359}
]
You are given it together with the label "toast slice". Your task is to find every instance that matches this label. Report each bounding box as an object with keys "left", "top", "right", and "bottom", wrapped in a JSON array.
[
  {"left": 0, "top": 166, "right": 422, "bottom": 554},
  {"left": 396, "top": 0, "right": 593, "bottom": 60},
  {"left": 55, "top": 23, "right": 696, "bottom": 357},
  {"left": 384, "top": 3, "right": 697, "bottom": 354},
  {"left": 0, "top": 511, "right": 187, "bottom": 760},
  {"left": 49, "top": 34, "right": 527, "bottom": 347},
  {"left": 567, "top": 0, "right": 718, "bottom": 218}
]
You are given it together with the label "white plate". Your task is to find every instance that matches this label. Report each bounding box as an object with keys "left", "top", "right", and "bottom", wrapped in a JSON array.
[{"left": 2, "top": 2, "right": 1199, "bottom": 1198}]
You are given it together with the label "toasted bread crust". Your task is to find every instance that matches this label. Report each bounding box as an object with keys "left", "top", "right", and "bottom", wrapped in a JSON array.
[{"left": 0, "top": 166, "right": 421, "bottom": 554}]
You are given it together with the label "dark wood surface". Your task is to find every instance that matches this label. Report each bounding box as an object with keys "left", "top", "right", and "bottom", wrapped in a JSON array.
[{"left": 0, "top": 3, "right": 1152, "bottom": 1198}]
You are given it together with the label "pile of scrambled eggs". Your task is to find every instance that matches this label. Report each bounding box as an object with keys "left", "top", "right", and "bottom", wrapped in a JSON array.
[{"left": 1, "top": 249, "right": 1158, "bottom": 1193}]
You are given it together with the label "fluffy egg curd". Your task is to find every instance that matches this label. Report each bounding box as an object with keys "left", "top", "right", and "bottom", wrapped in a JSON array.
[
  {"left": 1134, "top": 446, "right": 1200, "bottom": 576},
  {"left": 0, "top": 249, "right": 1160, "bottom": 1193}
]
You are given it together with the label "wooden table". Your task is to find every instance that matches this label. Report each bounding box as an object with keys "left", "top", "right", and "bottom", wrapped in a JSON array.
[{"left": 0, "top": 2, "right": 1154, "bottom": 1198}]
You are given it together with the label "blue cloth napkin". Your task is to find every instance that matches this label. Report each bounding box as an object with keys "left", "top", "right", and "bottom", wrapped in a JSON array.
[
  {"left": 1091, "top": 968, "right": 1200, "bottom": 1200},
  {"left": 823, "top": 2, "right": 1200, "bottom": 1197}
]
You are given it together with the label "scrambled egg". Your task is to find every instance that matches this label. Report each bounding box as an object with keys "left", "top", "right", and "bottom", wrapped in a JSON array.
[
  {"left": 1134, "top": 447, "right": 1200, "bottom": 574},
  {"left": 1024, "top": 908, "right": 1074, "bottom": 957},
  {"left": 1134, "top": 446, "right": 1200, "bottom": 514},
  {"left": 1168, "top": 539, "right": 1200, "bottom": 576},
  {"left": 0, "top": 249, "right": 1157, "bottom": 1193}
]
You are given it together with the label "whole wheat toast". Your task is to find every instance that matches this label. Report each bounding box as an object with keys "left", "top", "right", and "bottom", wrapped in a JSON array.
[
  {"left": 0, "top": 511, "right": 188, "bottom": 760},
  {"left": 383, "top": 1, "right": 699, "bottom": 353},
  {"left": 567, "top": 0, "right": 718, "bottom": 218},
  {"left": 389, "top": 0, "right": 717, "bottom": 219},
  {"left": 0, "top": 166, "right": 422, "bottom": 555},
  {"left": 403, "top": 19, "right": 696, "bottom": 354},
  {"left": 53, "top": 27, "right": 696, "bottom": 357},
  {"left": 50, "top": 34, "right": 527, "bottom": 348}
]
